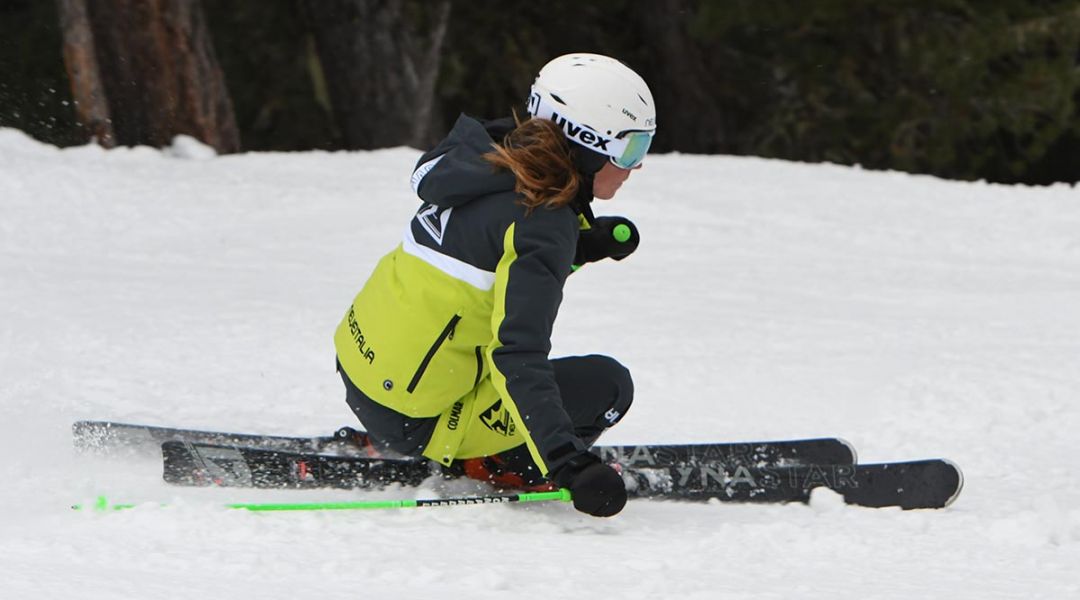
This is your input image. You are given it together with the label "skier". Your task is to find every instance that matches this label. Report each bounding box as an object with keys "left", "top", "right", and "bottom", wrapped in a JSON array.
[{"left": 333, "top": 53, "right": 656, "bottom": 517}]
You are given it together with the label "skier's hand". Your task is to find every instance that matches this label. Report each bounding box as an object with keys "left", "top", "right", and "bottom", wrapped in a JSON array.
[
  {"left": 552, "top": 452, "right": 627, "bottom": 517},
  {"left": 573, "top": 216, "right": 639, "bottom": 269}
]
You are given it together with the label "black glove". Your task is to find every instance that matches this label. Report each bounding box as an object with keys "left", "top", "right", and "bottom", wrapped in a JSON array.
[
  {"left": 552, "top": 452, "right": 627, "bottom": 517},
  {"left": 573, "top": 216, "right": 640, "bottom": 268}
]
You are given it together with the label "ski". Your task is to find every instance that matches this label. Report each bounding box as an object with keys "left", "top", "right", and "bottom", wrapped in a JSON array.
[
  {"left": 161, "top": 442, "right": 962, "bottom": 510},
  {"left": 76, "top": 420, "right": 857, "bottom": 467},
  {"left": 162, "top": 441, "right": 435, "bottom": 490},
  {"left": 624, "top": 459, "right": 964, "bottom": 509},
  {"left": 74, "top": 420, "right": 341, "bottom": 455}
]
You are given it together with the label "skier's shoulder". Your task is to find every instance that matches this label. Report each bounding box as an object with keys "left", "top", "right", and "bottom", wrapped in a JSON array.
[{"left": 411, "top": 114, "right": 517, "bottom": 209}]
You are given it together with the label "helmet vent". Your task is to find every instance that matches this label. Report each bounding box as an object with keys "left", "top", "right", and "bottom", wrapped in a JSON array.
[
  {"left": 638, "top": 94, "right": 649, "bottom": 106},
  {"left": 550, "top": 93, "right": 567, "bottom": 105}
]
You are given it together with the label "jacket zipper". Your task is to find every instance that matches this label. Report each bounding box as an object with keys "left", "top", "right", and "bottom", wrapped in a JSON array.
[
  {"left": 472, "top": 346, "right": 484, "bottom": 388},
  {"left": 407, "top": 315, "right": 461, "bottom": 393}
]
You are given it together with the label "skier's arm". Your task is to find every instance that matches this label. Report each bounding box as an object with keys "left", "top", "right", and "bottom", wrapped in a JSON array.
[{"left": 487, "top": 209, "right": 585, "bottom": 476}]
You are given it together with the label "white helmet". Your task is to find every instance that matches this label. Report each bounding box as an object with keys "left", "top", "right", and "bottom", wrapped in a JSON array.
[{"left": 526, "top": 53, "right": 656, "bottom": 170}]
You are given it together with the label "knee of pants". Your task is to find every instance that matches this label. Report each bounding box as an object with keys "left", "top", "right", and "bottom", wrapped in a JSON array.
[
  {"left": 603, "top": 358, "right": 634, "bottom": 426},
  {"left": 572, "top": 362, "right": 632, "bottom": 448},
  {"left": 339, "top": 364, "right": 435, "bottom": 456}
]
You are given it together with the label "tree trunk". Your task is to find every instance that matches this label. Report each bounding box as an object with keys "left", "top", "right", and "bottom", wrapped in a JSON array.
[
  {"left": 74, "top": 0, "right": 240, "bottom": 153},
  {"left": 301, "top": 0, "right": 451, "bottom": 149},
  {"left": 56, "top": 0, "right": 115, "bottom": 147},
  {"left": 635, "top": 0, "right": 732, "bottom": 154}
]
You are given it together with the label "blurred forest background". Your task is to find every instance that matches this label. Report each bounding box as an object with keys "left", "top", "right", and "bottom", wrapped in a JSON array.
[{"left": 1, "top": 0, "right": 1078, "bottom": 184}]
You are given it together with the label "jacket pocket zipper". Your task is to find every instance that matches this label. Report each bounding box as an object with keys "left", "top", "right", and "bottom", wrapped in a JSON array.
[
  {"left": 472, "top": 346, "right": 484, "bottom": 388},
  {"left": 407, "top": 315, "right": 461, "bottom": 393}
]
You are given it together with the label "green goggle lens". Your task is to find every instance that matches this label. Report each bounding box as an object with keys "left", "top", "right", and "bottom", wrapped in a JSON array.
[{"left": 611, "top": 131, "right": 654, "bottom": 169}]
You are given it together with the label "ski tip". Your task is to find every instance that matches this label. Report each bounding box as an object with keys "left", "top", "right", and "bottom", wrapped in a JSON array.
[
  {"left": 836, "top": 437, "right": 858, "bottom": 464},
  {"left": 940, "top": 458, "right": 965, "bottom": 508}
]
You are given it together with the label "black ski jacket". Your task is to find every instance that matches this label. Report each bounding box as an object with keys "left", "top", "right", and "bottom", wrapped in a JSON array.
[{"left": 335, "top": 114, "right": 596, "bottom": 474}]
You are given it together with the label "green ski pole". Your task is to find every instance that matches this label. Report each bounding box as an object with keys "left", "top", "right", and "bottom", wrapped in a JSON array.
[{"left": 73, "top": 488, "right": 572, "bottom": 512}]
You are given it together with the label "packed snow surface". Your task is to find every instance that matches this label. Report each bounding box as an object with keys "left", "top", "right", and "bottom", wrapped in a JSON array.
[{"left": 2, "top": 128, "right": 1079, "bottom": 599}]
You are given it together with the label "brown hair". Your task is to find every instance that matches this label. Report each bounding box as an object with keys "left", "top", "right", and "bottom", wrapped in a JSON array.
[{"left": 483, "top": 114, "right": 580, "bottom": 211}]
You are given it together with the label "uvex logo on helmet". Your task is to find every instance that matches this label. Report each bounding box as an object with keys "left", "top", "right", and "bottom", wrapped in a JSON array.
[{"left": 550, "top": 112, "right": 611, "bottom": 152}]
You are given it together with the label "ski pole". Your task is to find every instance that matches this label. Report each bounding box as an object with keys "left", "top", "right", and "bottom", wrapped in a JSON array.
[{"left": 73, "top": 488, "right": 572, "bottom": 512}]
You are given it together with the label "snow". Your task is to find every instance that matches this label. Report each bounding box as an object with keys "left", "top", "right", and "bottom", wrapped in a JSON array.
[{"left": 2, "top": 126, "right": 1079, "bottom": 598}]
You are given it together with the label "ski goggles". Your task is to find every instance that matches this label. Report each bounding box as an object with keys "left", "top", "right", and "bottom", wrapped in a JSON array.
[{"left": 608, "top": 129, "right": 654, "bottom": 170}]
